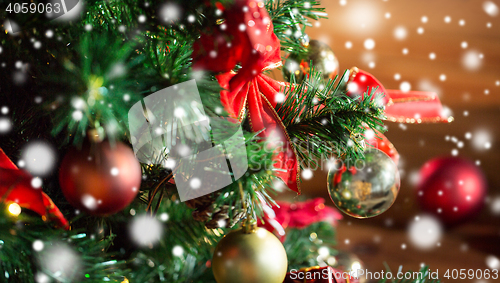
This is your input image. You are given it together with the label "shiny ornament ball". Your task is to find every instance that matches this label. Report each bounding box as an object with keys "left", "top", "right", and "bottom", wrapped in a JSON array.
[
  {"left": 331, "top": 251, "right": 366, "bottom": 283},
  {"left": 327, "top": 148, "right": 400, "bottom": 218},
  {"left": 416, "top": 156, "right": 487, "bottom": 226},
  {"left": 283, "top": 40, "right": 339, "bottom": 83},
  {"left": 59, "top": 140, "right": 141, "bottom": 216},
  {"left": 212, "top": 226, "right": 288, "bottom": 283}
]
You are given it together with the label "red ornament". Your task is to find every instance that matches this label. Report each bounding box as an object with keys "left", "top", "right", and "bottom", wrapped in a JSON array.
[
  {"left": 59, "top": 140, "right": 141, "bottom": 216},
  {"left": 193, "top": 0, "right": 301, "bottom": 193},
  {"left": 416, "top": 156, "right": 487, "bottom": 225},
  {"left": 364, "top": 130, "right": 399, "bottom": 165},
  {"left": 0, "top": 147, "right": 68, "bottom": 228}
]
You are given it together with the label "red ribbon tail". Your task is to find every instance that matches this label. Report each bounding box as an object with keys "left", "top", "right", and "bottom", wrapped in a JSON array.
[{"left": 385, "top": 89, "right": 453, "bottom": 123}]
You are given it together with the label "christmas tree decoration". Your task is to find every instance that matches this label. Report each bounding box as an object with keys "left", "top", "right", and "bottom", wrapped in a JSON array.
[
  {"left": 1, "top": 0, "right": 463, "bottom": 280},
  {"left": 193, "top": 1, "right": 301, "bottom": 193},
  {"left": 364, "top": 129, "right": 400, "bottom": 165},
  {"left": 59, "top": 140, "right": 141, "bottom": 216},
  {"left": 416, "top": 156, "right": 487, "bottom": 225},
  {"left": 260, "top": 198, "right": 342, "bottom": 239},
  {"left": 283, "top": 40, "right": 339, "bottom": 83},
  {"left": 346, "top": 67, "right": 453, "bottom": 123},
  {"left": 327, "top": 148, "right": 400, "bottom": 218},
  {"left": 212, "top": 222, "right": 288, "bottom": 283},
  {"left": 0, "top": 148, "right": 68, "bottom": 228},
  {"left": 330, "top": 251, "right": 366, "bottom": 283},
  {"left": 185, "top": 194, "right": 245, "bottom": 229},
  {"left": 284, "top": 266, "right": 359, "bottom": 283}
]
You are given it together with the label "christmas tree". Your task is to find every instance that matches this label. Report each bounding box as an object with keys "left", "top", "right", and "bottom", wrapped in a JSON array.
[{"left": 0, "top": 0, "right": 450, "bottom": 282}]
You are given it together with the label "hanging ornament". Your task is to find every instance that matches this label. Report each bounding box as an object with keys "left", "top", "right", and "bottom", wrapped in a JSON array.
[
  {"left": 59, "top": 138, "right": 142, "bottom": 216},
  {"left": 212, "top": 222, "right": 288, "bottom": 283},
  {"left": 0, "top": 147, "right": 68, "bottom": 228},
  {"left": 327, "top": 148, "right": 400, "bottom": 218},
  {"left": 283, "top": 39, "right": 339, "bottom": 83},
  {"left": 330, "top": 251, "right": 367, "bottom": 283},
  {"left": 364, "top": 129, "right": 399, "bottom": 165},
  {"left": 416, "top": 156, "right": 487, "bottom": 226}
]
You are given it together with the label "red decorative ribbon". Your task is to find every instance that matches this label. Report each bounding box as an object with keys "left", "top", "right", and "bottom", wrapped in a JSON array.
[
  {"left": 193, "top": 0, "right": 300, "bottom": 193},
  {"left": 260, "top": 198, "right": 342, "bottom": 240},
  {"left": 0, "top": 147, "right": 68, "bottom": 229},
  {"left": 347, "top": 67, "right": 453, "bottom": 123}
]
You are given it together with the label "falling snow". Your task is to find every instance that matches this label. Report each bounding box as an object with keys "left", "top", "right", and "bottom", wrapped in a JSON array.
[
  {"left": 364, "top": 39, "right": 375, "bottom": 50},
  {"left": 36, "top": 243, "right": 82, "bottom": 282},
  {"left": 301, "top": 169, "right": 313, "bottom": 180},
  {"left": 408, "top": 215, "right": 443, "bottom": 250},
  {"left": 462, "top": 50, "right": 483, "bottom": 71},
  {"left": 393, "top": 26, "right": 408, "bottom": 40},
  {"left": 0, "top": 117, "right": 12, "bottom": 134},
  {"left": 483, "top": 1, "right": 499, "bottom": 17},
  {"left": 20, "top": 141, "right": 57, "bottom": 176},
  {"left": 486, "top": 255, "right": 500, "bottom": 269},
  {"left": 129, "top": 214, "right": 163, "bottom": 247}
]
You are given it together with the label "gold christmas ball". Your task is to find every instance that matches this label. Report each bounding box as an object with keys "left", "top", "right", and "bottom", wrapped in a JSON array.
[
  {"left": 327, "top": 148, "right": 400, "bottom": 218},
  {"left": 283, "top": 40, "right": 339, "bottom": 83},
  {"left": 212, "top": 225, "right": 288, "bottom": 283}
]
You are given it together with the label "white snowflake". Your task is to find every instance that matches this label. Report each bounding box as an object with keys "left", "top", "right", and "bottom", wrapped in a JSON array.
[
  {"left": 81, "top": 194, "right": 98, "bottom": 210},
  {"left": 172, "top": 245, "right": 184, "bottom": 257},
  {"left": 160, "top": 2, "right": 182, "bottom": 23},
  {"left": 33, "top": 240, "right": 44, "bottom": 252},
  {"left": 20, "top": 141, "right": 56, "bottom": 176},
  {"left": 363, "top": 38, "right": 375, "bottom": 50},
  {"left": 486, "top": 255, "right": 500, "bottom": 269},
  {"left": 36, "top": 242, "right": 82, "bottom": 282},
  {"left": 408, "top": 215, "right": 443, "bottom": 250},
  {"left": 129, "top": 214, "right": 163, "bottom": 247},
  {"left": 462, "top": 50, "right": 483, "bottom": 71},
  {"left": 190, "top": 177, "right": 201, "bottom": 189},
  {"left": 483, "top": 1, "right": 499, "bottom": 16},
  {"left": 471, "top": 129, "right": 492, "bottom": 151},
  {"left": 393, "top": 26, "right": 407, "bottom": 40},
  {"left": 31, "top": 177, "right": 43, "bottom": 188},
  {"left": 301, "top": 169, "right": 313, "bottom": 180},
  {"left": 0, "top": 117, "right": 12, "bottom": 134},
  {"left": 399, "top": 81, "right": 411, "bottom": 92}
]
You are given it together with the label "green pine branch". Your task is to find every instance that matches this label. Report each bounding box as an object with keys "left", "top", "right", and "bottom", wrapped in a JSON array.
[
  {"left": 0, "top": 205, "right": 128, "bottom": 283},
  {"left": 276, "top": 68, "right": 386, "bottom": 170},
  {"left": 266, "top": 0, "right": 327, "bottom": 53}
]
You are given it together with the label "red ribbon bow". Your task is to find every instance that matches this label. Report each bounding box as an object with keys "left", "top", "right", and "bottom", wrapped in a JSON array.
[
  {"left": 193, "top": 0, "right": 301, "bottom": 193},
  {"left": 0, "top": 147, "right": 68, "bottom": 229}
]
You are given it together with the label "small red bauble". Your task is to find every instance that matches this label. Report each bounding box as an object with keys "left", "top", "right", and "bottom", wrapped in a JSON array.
[
  {"left": 59, "top": 140, "right": 141, "bottom": 216},
  {"left": 416, "top": 156, "right": 487, "bottom": 226}
]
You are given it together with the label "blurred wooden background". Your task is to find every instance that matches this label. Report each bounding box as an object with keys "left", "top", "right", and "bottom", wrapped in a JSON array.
[{"left": 272, "top": 0, "right": 500, "bottom": 281}]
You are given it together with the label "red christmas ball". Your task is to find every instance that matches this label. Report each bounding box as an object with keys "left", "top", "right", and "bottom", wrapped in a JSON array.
[
  {"left": 59, "top": 140, "right": 142, "bottom": 216},
  {"left": 346, "top": 67, "right": 391, "bottom": 107},
  {"left": 416, "top": 156, "right": 487, "bottom": 225}
]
